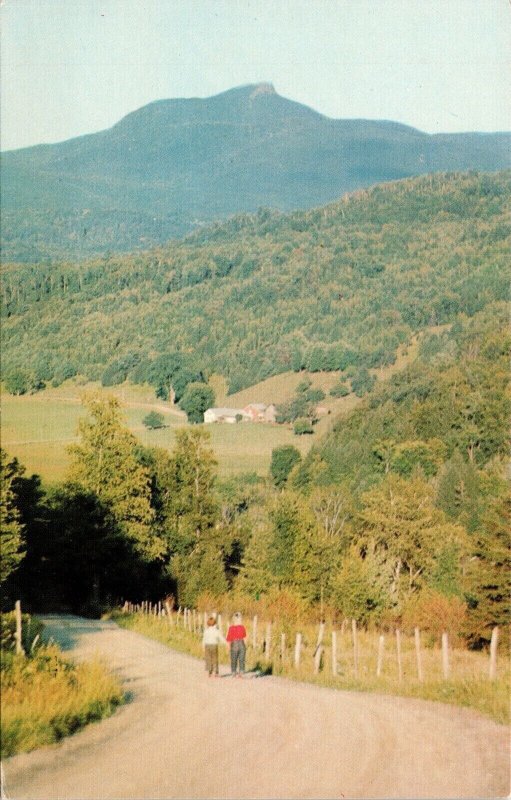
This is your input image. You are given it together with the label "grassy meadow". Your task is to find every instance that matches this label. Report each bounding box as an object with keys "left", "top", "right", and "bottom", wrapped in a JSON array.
[
  {"left": 1, "top": 382, "right": 308, "bottom": 482},
  {"left": 1, "top": 333, "right": 428, "bottom": 482}
]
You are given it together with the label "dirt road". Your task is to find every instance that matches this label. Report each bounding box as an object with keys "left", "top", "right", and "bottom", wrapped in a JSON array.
[{"left": 4, "top": 616, "right": 509, "bottom": 799}]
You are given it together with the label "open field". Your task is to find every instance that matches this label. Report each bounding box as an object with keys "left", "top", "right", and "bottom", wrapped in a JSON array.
[
  {"left": 2, "top": 386, "right": 308, "bottom": 482},
  {"left": 1, "top": 333, "right": 426, "bottom": 482}
]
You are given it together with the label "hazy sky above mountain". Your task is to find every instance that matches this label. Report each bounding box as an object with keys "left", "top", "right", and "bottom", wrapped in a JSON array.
[{"left": 1, "top": 0, "right": 509, "bottom": 151}]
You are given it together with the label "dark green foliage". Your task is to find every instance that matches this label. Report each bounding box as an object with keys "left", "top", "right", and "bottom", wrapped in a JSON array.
[
  {"left": 270, "top": 446, "right": 301, "bottom": 488},
  {"left": 294, "top": 419, "right": 314, "bottom": 435},
  {"left": 295, "top": 305, "right": 510, "bottom": 491},
  {"left": 2, "top": 172, "right": 510, "bottom": 394},
  {"left": 464, "top": 488, "right": 511, "bottom": 648},
  {"left": 329, "top": 382, "right": 350, "bottom": 398},
  {"left": 142, "top": 411, "right": 165, "bottom": 430},
  {"left": 178, "top": 383, "right": 215, "bottom": 424},
  {"left": 4, "top": 370, "right": 30, "bottom": 396},
  {"left": 350, "top": 368, "right": 376, "bottom": 397}
]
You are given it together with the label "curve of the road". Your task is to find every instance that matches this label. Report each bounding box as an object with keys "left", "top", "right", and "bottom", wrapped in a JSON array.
[{"left": 4, "top": 616, "right": 509, "bottom": 800}]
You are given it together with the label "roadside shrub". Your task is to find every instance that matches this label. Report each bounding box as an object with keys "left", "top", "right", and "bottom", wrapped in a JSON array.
[
  {"left": 1, "top": 645, "right": 124, "bottom": 757},
  {"left": 401, "top": 589, "right": 467, "bottom": 643}
]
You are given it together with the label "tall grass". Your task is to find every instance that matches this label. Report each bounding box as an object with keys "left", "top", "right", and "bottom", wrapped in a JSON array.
[
  {"left": 1, "top": 615, "right": 124, "bottom": 757},
  {"left": 112, "top": 610, "right": 509, "bottom": 725}
]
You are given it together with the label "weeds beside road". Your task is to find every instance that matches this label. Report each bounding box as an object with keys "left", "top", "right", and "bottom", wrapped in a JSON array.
[
  {"left": 0, "top": 612, "right": 124, "bottom": 757},
  {"left": 112, "top": 610, "right": 510, "bottom": 725}
]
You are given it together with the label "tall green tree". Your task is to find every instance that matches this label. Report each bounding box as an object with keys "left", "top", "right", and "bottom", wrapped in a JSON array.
[
  {"left": 0, "top": 450, "right": 26, "bottom": 587},
  {"left": 68, "top": 393, "right": 164, "bottom": 561},
  {"left": 464, "top": 489, "right": 511, "bottom": 647},
  {"left": 160, "top": 428, "right": 223, "bottom": 604},
  {"left": 179, "top": 382, "right": 215, "bottom": 423},
  {"left": 270, "top": 445, "right": 301, "bottom": 488},
  {"left": 293, "top": 487, "right": 354, "bottom": 606},
  {"left": 358, "top": 474, "right": 467, "bottom": 607}
]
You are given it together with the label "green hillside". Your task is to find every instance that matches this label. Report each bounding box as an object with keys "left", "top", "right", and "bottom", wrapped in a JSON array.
[
  {"left": 2, "top": 83, "right": 510, "bottom": 261},
  {"left": 2, "top": 171, "right": 510, "bottom": 399}
]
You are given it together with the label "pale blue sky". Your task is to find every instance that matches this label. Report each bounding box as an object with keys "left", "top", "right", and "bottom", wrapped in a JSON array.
[{"left": 1, "top": 0, "right": 509, "bottom": 151}]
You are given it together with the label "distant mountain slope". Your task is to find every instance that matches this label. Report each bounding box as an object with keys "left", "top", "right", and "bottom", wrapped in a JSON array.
[
  {"left": 2, "top": 84, "right": 510, "bottom": 261},
  {"left": 2, "top": 171, "right": 510, "bottom": 396}
]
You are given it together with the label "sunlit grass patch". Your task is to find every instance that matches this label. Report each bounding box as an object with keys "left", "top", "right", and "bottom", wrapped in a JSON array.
[
  {"left": 1, "top": 643, "right": 124, "bottom": 757},
  {"left": 113, "top": 611, "right": 509, "bottom": 725}
]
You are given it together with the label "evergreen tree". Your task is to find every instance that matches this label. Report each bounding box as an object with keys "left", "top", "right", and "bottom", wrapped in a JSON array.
[
  {"left": 331, "top": 546, "right": 389, "bottom": 624},
  {"left": 268, "top": 492, "right": 305, "bottom": 586},
  {"left": 436, "top": 450, "right": 482, "bottom": 531},
  {"left": 464, "top": 489, "right": 511, "bottom": 647},
  {"left": 237, "top": 523, "right": 275, "bottom": 598}
]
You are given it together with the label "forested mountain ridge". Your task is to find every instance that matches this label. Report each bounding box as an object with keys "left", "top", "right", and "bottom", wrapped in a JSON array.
[
  {"left": 2, "top": 83, "right": 510, "bottom": 261},
  {"left": 2, "top": 171, "right": 510, "bottom": 396}
]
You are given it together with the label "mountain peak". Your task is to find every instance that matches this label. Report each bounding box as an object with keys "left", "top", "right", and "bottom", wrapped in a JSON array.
[{"left": 249, "top": 82, "right": 276, "bottom": 99}]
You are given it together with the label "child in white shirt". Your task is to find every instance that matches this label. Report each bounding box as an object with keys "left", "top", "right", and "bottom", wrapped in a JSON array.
[{"left": 202, "top": 615, "right": 226, "bottom": 676}]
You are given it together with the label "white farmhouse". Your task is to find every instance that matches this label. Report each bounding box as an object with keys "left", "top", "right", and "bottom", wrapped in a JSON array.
[{"left": 204, "top": 407, "right": 249, "bottom": 424}]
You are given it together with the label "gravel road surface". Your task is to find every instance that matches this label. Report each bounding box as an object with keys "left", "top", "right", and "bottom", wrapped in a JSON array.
[{"left": 3, "top": 615, "right": 509, "bottom": 799}]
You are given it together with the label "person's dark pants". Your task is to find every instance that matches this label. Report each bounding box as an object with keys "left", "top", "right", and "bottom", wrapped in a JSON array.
[
  {"left": 205, "top": 645, "right": 219, "bottom": 675},
  {"left": 230, "top": 639, "right": 246, "bottom": 674}
]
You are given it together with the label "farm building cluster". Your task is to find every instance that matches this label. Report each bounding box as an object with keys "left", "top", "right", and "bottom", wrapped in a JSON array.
[{"left": 204, "top": 403, "right": 277, "bottom": 424}]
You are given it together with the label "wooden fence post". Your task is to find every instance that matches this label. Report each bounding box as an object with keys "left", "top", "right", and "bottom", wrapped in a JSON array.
[
  {"left": 414, "top": 627, "right": 424, "bottom": 682},
  {"left": 352, "top": 619, "right": 358, "bottom": 678},
  {"left": 441, "top": 632, "right": 449, "bottom": 679},
  {"left": 264, "top": 622, "right": 272, "bottom": 661},
  {"left": 294, "top": 632, "right": 302, "bottom": 668},
  {"left": 252, "top": 615, "right": 258, "bottom": 650},
  {"left": 165, "top": 601, "right": 173, "bottom": 625},
  {"left": 331, "top": 631, "right": 338, "bottom": 676},
  {"left": 489, "top": 626, "right": 499, "bottom": 680},
  {"left": 15, "top": 600, "right": 24, "bottom": 656},
  {"left": 314, "top": 645, "right": 323, "bottom": 675},
  {"left": 396, "top": 629, "right": 403, "bottom": 682},
  {"left": 315, "top": 622, "right": 325, "bottom": 652},
  {"left": 280, "top": 632, "right": 286, "bottom": 662},
  {"left": 376, "top": 634, "right": 385, "bottom": 678}
]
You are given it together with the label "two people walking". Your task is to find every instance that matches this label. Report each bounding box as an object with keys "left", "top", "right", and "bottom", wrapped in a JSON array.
[{"left": 202, "top": 612, "right": 246, "bottom": 678}]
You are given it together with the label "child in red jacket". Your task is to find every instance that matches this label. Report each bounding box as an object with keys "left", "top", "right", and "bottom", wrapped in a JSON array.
[{"left": 226, "top": 612, "right": 246, "bottom": 677}]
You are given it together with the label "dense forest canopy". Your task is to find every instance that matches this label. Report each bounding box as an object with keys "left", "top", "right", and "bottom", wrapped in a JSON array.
[{"left": 2, "top": 171, "right": 510, "bottom": 397}]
